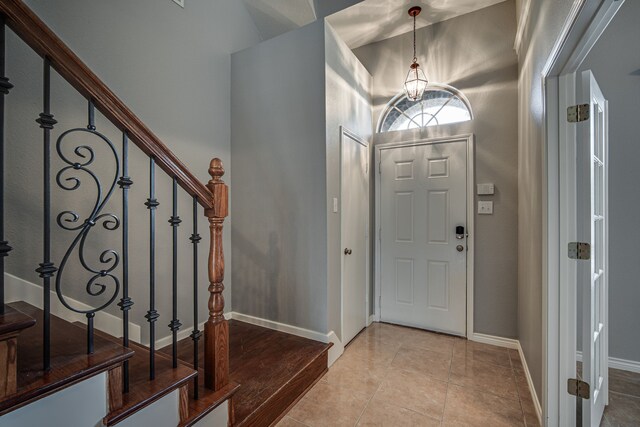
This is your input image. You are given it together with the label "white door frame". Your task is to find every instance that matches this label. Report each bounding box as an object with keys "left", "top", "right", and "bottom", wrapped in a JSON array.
[
  {"left": 339, "top": 126, "right": 370, "bottom": 344},
  {"left": 542, "top": 1, "right": 624, "bottom": 425},
  {"left": 374, "top": 134, "right": 475, "bottom": 338}
]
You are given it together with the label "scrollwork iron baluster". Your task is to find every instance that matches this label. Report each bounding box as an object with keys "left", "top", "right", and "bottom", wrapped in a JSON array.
[{"left": 54, "top": 100, "right": 121, "bottom": 355}]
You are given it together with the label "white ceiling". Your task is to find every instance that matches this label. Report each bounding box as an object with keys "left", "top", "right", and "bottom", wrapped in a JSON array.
[{"left": 327, "top": 0, "right": 507, "bottom": 48}]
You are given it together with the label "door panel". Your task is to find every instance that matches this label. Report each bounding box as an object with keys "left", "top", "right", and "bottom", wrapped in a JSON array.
[
  {"left": 341, "top": 131, "right": 368, "bottom": 345},
  {"left": 380, "top": 140, "right": 467, "bottom": 335},
  {"left": 577, "top": 70, "right": 608, "bottom": 427}
]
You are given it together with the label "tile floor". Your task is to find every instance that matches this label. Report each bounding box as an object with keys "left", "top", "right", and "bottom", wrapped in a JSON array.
[
  {"left": 278, "top": 322, "right": 540, "bottom": 427},
  {"left": 577, "top": 363, "right": 640, "bottom": 426}
]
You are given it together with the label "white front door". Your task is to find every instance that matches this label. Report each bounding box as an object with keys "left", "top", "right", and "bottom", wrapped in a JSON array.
[
  {"left": 577, "top": 70, "right": 609, "bottom": 427},
  {"left": 341, "top": 129, "right": 369, "bottom": 345},
  {"left": 379, "top": 140, "right": 467, "bottom": 336}
]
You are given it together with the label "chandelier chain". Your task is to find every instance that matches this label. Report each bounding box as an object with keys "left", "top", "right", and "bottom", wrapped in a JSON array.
[{"left": 413, "top": 11, "right": 417, "bottom": 62}]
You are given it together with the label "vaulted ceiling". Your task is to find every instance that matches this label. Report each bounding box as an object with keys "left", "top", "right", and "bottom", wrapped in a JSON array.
[
  {"left": 327, "top": 0, "right": 508, "bottom": 48},
  {"left": 242, "top": 0, "right": 508, "bottom": 48}
]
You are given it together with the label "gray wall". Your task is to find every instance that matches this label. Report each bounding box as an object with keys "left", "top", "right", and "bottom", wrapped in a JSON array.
[
  {"left": 353, "top": 1, "right": 519, "bottom": 339},
  {"left": 230, "top": 21, "right": 329, "bottom": 333},
  {"left": 314, "top": 0, "right": 363, "bottom": 19},
  {"left": 576, "top": 0, "right": 640, "bottom": 363},
  {"left": 325, "top": 23, "right": 372, "bottom": 340},
  {"left": 5, "top": 0, "right": 261, "bottom": 343},
  {"left": 516, "top": 0, "right": 575, "bottom": 399}
]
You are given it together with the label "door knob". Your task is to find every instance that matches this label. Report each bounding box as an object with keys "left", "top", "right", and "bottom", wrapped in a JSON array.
[
  {"left": 344, "top": 248, "right": 352, "bottom": 255},
  {"left": 456, "top": 245, "right": 464, "bottom": 252}
]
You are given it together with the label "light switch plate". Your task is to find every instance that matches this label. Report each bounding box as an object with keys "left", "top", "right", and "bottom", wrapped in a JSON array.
[
  {"left": 478, "top": 201, "right": 493, "bottom": 215},
  {"left": 477, "top": 183, "right": 495, "bottom": 195},
  {"left": 333, "top": 197, "right": 339, "bottom": 213}
]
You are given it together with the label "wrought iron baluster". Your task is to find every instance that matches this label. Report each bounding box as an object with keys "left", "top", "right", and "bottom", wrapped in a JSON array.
[
  {"left": 117, "top": 132, "right": 133, "bottom": 392},
  {"left": 145, "top": 158, "right": 159, "bottom": 380},
  {"left": 0, "top": 16, "right": 14, "bottom": 314},
  {"left": 35, "top": 58, "right": 57, "bottom": 371},
  {"left": 190, "top": 196, "right": 202, "bottom": 399},
  {"left": 54, "top": 100, "right": 121, "bottom": 355},
  {"left": 169, "top": 178, "right": 182, "bottom": 369}
]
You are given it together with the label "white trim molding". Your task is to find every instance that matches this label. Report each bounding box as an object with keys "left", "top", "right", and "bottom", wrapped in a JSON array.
[
  {"left": 227, "top": 312, "right": 344, "bottom": 366},
  {"left": 576, "top": 352, "right": 640, "bottom": 374},
  {"left": 470, "top": 333, "right": 519, "bottom": 350}
]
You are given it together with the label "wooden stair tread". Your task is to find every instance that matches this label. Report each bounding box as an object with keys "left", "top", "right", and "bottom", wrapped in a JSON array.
[
  {"left": 0, "top": 305, "right": 36, "bottom": 336},
  {"left": 1, "top": 302, "right": 133, "bottom": 416},
  {"left": 178, "top": 380, "right": 240, "bottom": 427},
  {"left": 97, "top": 335, "right": 198, "bottom": 426},
  {"left": 160, "top": 319, "right": 331, "bottom": 426}
]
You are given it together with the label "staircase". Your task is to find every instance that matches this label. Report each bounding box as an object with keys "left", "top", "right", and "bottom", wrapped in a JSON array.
[{"left": 0, "top": 0, "right": 330, "bottom": 425}]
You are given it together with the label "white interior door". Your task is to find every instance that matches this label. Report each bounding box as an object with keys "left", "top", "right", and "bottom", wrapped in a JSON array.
[
  {"left": 341, "top": 129, "right": 369, "bottom": 345},
  {"left": 379, "top": 140, "right": 467, "bottom": 336},
  {"left": 577, "top": 70, "right": 609, "bottom": 427}
]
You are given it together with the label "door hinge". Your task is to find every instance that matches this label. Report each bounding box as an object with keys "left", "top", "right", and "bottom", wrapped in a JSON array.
[
  {"left": 378, "top": 227, "right": 382, "bottom": 242},
  {"left": 378, "top": 161, "right": 382, "bottom": 174},
  {"left": 568, "top": 378, "right": 590, "bottom": 399},
  {"left": 567, "top": 104, "right": 590, "bottom": 123},
  {"left": 568, "top": 242, "right": 591, "bottom": 260}
]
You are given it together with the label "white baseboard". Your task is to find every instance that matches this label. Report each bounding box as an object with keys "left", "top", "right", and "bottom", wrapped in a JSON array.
[
  {"left": 517, "top": 341, "right": 543, "bottom": 426},
  {"left": 470, "top": 332, "right": 519, "bottom": 349},
  {"left": 576, "top": 351, "right": 640, "bottom": 374},
  {"left": 4, "top": 273, "right": 141, "bottom": 342},
  {"left": 226, "top": 311, "right": 344, "bottom": 366}
]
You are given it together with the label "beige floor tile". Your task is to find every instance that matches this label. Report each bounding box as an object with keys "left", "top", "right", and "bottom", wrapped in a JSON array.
[
  {"left": 508, "top": 349, "right": 524, "bottom": 371},
  {"left": 400, "top": 328, "right": 458, "bottom": 355},
  {"left": 356, "top": 397, "right": 441, "bottom": 427},
  {"left": 288, "top": 381, "right": 370, "bottom": 427},
  {"left": 345, "top": 334, "right": 400, "bottom": 366},
  {"left": 449, "top": 356, "right": 519, "bottom": 401},
  {"left": 453, "top": 340, "right": 512, "bottom": 367},
  {"left": 520, "top": 397, "right": 540, "bottom": 427},
  {"left": 277, "top": 416, "right": 310, "bottom": 427},
  {"left": 609, "top": 368, "right": 640, "bottom": 398},
  {"left": 374, "top": 367, "right": 448, "bottom": 418},
  {"left": 602, "top": 391, "right": 640, "bottom": 427},
  {"left": 443, "top": 384, "right": 525, "bottom": 427},
  {"left": 391, "top": 344, "right": 452, "bottom": 381},
  {"left": 362, "top": 323, "right": 410, "bottom": 347},
  {"left": 514, "top": 369, "right": 536, "bottom": 403},
  {"left": 323, "top": 350, "right": 389, "bottom": 398}
]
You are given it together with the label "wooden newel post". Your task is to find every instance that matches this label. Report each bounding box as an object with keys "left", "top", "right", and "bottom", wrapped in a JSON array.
[{"left": 204, "top": 158, "right": 229, "bottom": 391}]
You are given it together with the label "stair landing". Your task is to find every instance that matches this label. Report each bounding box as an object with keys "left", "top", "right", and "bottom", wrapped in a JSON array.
[{"left": 162, "top": 319, "right": 331, "bottom": 426}]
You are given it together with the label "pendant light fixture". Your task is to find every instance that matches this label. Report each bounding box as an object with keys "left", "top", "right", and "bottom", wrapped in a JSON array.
[{"left": 404, "top": 6, "right": 428, "bottom": 101}]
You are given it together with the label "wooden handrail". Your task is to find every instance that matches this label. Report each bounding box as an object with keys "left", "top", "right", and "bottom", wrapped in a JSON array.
[{"left": 0, "top": 0, "right": 213, "bottom": 209}]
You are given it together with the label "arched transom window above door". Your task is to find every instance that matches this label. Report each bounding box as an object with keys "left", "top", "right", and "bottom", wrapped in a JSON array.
[{"left": 379, "top": 84, "right": 472, "bottom": 133}]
